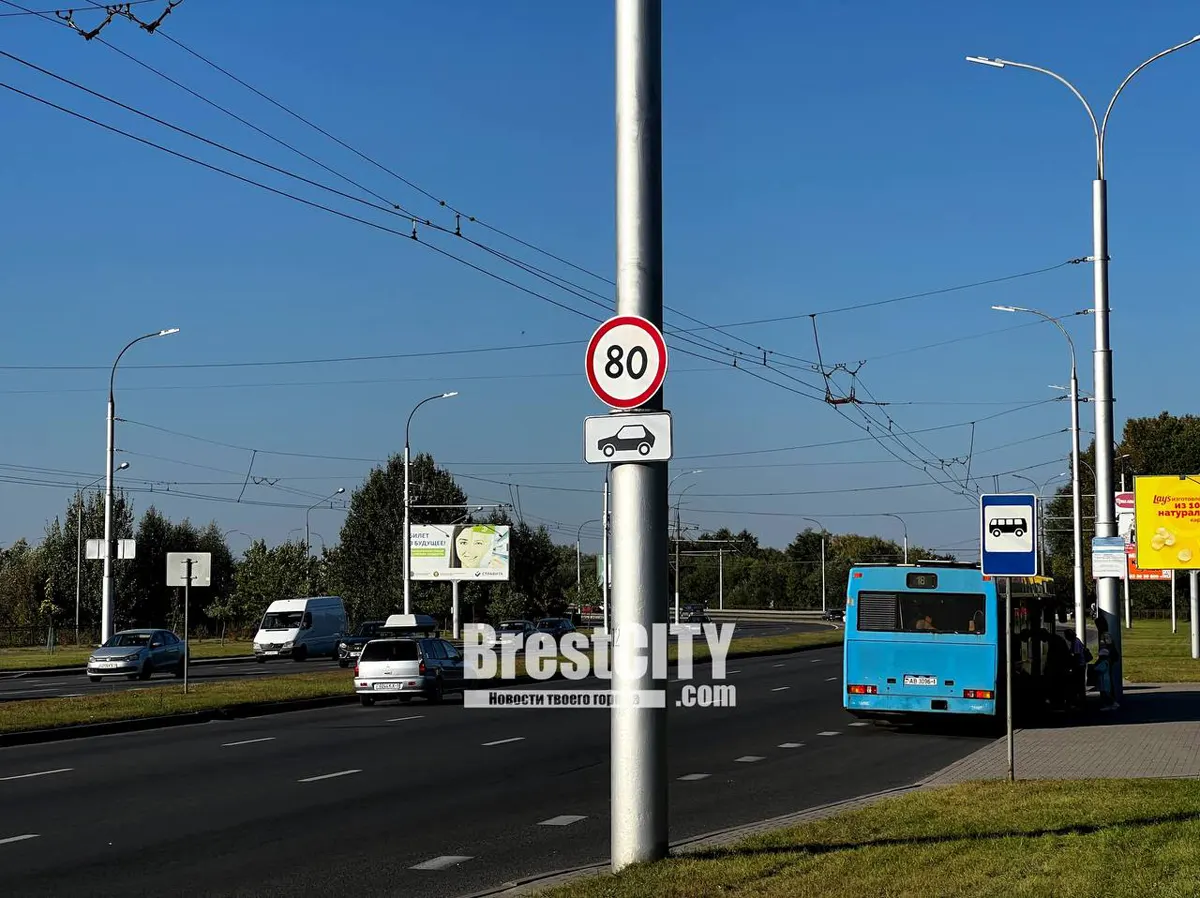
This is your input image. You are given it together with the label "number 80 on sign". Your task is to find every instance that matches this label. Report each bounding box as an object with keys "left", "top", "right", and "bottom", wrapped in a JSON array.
[{"left": 585, "top": 315, "right": 668, "bottom": 409}]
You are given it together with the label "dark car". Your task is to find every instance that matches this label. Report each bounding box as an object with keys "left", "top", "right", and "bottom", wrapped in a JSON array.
[
  {"left": 598, "top": 424, "right": 656, "bottom": 458},
  {"left": 822, "top": 609, "right": 845, "bottom": 622},
  {"left": 337, "top": 620, "right": 386, "bottom": 668},
  {"left": 534, "top": 617, "right": 577, "bottom": 641}
]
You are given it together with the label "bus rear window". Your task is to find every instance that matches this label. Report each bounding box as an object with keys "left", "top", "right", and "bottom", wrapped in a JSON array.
[{"left": 857, "top": 591, "right": 986, "bottom": 635}]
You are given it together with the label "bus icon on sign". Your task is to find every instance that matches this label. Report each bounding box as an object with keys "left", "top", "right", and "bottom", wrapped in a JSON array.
[{"left": 988, "top": 518, "right": 1027, "bottom": 539}]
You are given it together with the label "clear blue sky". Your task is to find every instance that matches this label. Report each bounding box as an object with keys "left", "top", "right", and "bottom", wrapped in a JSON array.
[{"left": 2, "top": 0, "right": 1198, "bottom": 559}]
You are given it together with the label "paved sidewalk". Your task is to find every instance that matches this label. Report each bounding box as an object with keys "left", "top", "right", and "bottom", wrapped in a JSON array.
[{"left": 923, "top": 682, "right": 1200, "bottom": 784}]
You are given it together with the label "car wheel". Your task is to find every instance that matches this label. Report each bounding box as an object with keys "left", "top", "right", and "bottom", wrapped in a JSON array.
[
  {"left": 428, "top": 676, "right": 444, "bottom": 704},
  {"left": 338, "top": 660, "right": 349, "bottom": 669},
  {"left": 292, "top": 645, "right": 308, "bottom": 662},
  {"left": 638, "top": 442, "right": 651, "bottom": 455},
  {"left": 360, "top": 695, "right": 375, "bottom": 707},
  {"left": 88, "top": 676, "right": 101, "bottom": 683},
  {"left": 173, "top": 659, "right": 185, "bottom": 679},
  {"left": 398, "top": 696, "right": 413, "bottom": 704},
  {"left": 254, "top": 656, "right": 266, "bottom": 664},
  {"left": 603, "top": 444, "right": 615, "bottom": 457},
  {"left": 138, "top": 661, "right": 153, "bottom": 681}
]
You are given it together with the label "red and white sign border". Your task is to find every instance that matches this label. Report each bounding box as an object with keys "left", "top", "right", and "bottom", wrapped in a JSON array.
[{"left": 585, "top": 314, "right": 668, "bottom": 410}]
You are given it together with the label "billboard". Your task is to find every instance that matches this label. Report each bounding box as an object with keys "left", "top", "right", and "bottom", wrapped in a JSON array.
[
  {"left": 410, "top": 524, "right": 510, "bottom": 581},
  {"left": 1133, "top": 474, "right": 1200, "bottom": 569},
  {"left": 1126, "top": 543, "right": 1170, "bottom": 581},
  {"left": 1115, "top": 491, "right": 1135, "bottom": 542}
]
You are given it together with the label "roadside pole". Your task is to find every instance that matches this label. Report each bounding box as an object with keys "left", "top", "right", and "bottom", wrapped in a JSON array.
[
  {"left": 167, "top": 552, "right": 210, "bottom": 696},
  {"left": 452, "top": 581, "right": 460, "bottom": 640},
  {"left": 602, "top": 477, "right": 610, "bottom": 633},
  {"left": 1171, "top": 570, "right": 1177, "bottom": 634},
  {"left": 611, "top": 0, "right": 668, "bottom": 871},
  {"left": 1005, "top": 577, "right": 1014, "bottom": 782},
  {"left": 183, "top": 557, "right": 192, "bottom": 695},
  {"left": 718, "top": 548, "right": 724, "bottom": 611},
  {"left": 1190, "top": 571, "right": 1199, "bottom": 660}
]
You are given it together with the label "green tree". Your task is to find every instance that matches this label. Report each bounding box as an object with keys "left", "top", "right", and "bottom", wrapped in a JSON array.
[
  {"left": 0, "top": 540, "right": 46, "bottom": 628},
  {"left": 231, "top": 539, "right": 312, "bottom": 627}
]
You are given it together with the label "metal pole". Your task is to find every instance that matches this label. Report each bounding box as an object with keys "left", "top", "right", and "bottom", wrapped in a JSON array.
[
  {"left": 576, "top": 539, "right": 582, "bottom": 595},
  {"left": 602, "top": 477, "right": 610, "bottom": 633},
  {"left": 612, "top": 0, "right": 667, "bottom": 871},
  {"left": 1070, "top": 366, "right": 1086, "bottom": 643},
  {"left": 1191, "top": 570, "right": 1199, "bottom": 660},
  {"left": 903, "top": 533, "right": 909, "bottom": 564},
  {"left": 674, "top": 502, "right": 680, "bottom": 626},
  {"left": 452, "top": 580, "right": 460, "bottom": 640},
  {"left": 1171, "top": 570, "right": 1177, "bottom": 634},
  {"left": 1120, "top": 465, "right": 1131, "bottom": 630},
  {"left": 821, "top": 536, "right": 827, "bottom": 614},
  {"left": 718, "top": 548, "right": 724, "bottom": 611},
  {"left": 403, "top": 442, "right": 411, "bottom": 616},
  {"left": 1005, "top": 577, "right": 1014, "bottom": 782},
  {"left": 183, "top": 557, "right": 192, "bottom": 694},
  {"left": 75, "top": 489, "right": 83, "bottom": 646},
  {"left": 101, "top": 394, "right": 116, "bottom": 644}
]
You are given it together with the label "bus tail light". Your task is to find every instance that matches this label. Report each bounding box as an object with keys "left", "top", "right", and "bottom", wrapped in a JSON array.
[
  {"left": 963, "top": 689, "right": 994, "bottom": 700},
  {"left": 847, "top": 684, "right": 877, "bottom": 695}
]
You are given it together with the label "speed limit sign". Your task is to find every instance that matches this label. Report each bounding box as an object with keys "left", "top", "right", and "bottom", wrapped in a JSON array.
[{"left": 585, "top": 315, "right": 668, "bottom": 409}]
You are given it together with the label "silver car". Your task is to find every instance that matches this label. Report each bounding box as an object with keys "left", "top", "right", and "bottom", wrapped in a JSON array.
[{"left": 87, "top": 629, "right": 185, "bottom": 682}]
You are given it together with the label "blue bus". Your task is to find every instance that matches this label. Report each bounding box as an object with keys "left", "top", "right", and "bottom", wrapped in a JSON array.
[{"left": 842, "top": 561, "right": 1057, "bottom": 725}]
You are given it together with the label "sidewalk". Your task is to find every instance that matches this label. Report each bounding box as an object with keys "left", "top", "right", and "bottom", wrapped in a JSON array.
[{"left": 923, "top": 682, "right": 1200, "bottom": 784}]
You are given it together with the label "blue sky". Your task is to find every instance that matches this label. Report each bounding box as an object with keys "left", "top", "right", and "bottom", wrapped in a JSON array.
[{"left": 2, "top": 0, "right": 1198, "bottom": 559}]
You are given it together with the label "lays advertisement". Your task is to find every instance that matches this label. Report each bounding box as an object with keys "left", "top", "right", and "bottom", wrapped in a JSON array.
[{"left": 1133, "top": 474, "right": 1200, "bottom": 569}]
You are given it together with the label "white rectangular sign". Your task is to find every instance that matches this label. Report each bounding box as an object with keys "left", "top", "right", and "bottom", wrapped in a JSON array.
[
  {"left": 584, "top": 411, "right": 672, "bottom": 464},
  {"left": 85, "top": 538, "right": 136, "bottom": 560},
  {"left": 166, "top": 552, "right": 212, "bottom": 587},
  {"left": 1091, "top": 537, "right": 1127, "bottom": 580},
  {"left": 411, "top": 524, "right": 510, "bottom": 581}
]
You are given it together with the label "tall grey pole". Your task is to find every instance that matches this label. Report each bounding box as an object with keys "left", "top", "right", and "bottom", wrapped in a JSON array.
[
  {"left": 1191, "top": 570, "right": 1199, "bottom": 660},
  {"left": 673, "top": 502, "right": 680, "bottom": 625},
  {"left": 718, "top": 548, "right": 724, "bottom": 611},
  {"left": 403, "top": 442, "right": 411, "bottom": 615},
  {"left": 75, "top": 489, "right": 83, "bottom": 646},
  {"left": 183, "top": 557, "right": 192, "bottom": 695},
  {"left": 602, "top": 477, "right": 610, "bottom": 633},
  {"left": 1120, "top": 466, "right": 1131, "bottom": 629},
  {"left": 611, "top": 0, "right": 667, "bottom": 872},
  {"left": 452, "top": 580, "right": 460, "bottom": 640},
  {"left": 1005, "top": 577, "right": 1014, "bottom": 781},
  {"left": 1171, "top": 570, "right": 1177, "bottom": 634},
  {"left": 821, "top": 536, "right": 827, "bottom": 615},
  {"left": 1070, "top": 366, "right": 1086, "bottom": 643}
]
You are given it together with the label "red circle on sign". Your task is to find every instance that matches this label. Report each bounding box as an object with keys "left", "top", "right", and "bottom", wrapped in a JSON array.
[{"left": 585, "top": 315, "right": 668, "bottom": 409}]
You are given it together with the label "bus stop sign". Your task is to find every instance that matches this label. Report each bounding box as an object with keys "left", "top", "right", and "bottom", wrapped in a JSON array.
[{"left": 980, "top": 493, "right": 1038, "bottom": 577}]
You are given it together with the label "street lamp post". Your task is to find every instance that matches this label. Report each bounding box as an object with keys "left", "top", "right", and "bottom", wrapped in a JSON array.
[
  {"left": 403, "top": 392, "right": 458, "bottom": 615},
  {"left": 305, "top": 488, "right": 344, "bottom": 594},
  {"left": 78, "top": 463, "right": 128, "bottom": 645},
  {"left": 799, "top": 517, "right": 827, "bottom": 615},
  {"left": 669, "top": 470, "right": 702, "bottom": 625},
  {"left": 101, "top": 328, "right": 178, "bottom": 643},
  {"left": 967, "top": 34, "right": 1200, "bottom": 708},
  {"left": 882, "top": 513, "right": 908, "bottom": 563},
  {"left": 994, "top": 305, "right": 1088, "bottom": 642}
]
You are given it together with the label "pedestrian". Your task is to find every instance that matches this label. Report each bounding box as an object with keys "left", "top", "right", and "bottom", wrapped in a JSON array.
[
  {"left": 1063, "top": 629, "right": 1091, "bottom": 709},
  {"left": 1095, "top": 632, "right": 1120, "bottom": 711}
]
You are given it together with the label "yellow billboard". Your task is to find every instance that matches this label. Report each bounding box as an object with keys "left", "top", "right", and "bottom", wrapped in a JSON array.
[{"left": 1134, "top": 474, "right": 1200, "bottom": 569}]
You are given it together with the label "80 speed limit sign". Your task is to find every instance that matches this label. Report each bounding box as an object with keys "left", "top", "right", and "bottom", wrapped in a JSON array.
[{"left": 585, "top": 315, "right": 668, "bottom": 409}]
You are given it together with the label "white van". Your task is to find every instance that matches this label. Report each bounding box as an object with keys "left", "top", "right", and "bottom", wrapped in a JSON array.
[{"left": 253, "top": 596, "right": 347, "bottom": 662}]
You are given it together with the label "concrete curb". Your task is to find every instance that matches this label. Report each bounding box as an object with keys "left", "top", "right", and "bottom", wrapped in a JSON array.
[
  {"left": 456, "top": 783, "right": 921, "bottom": 897},
  {"left": 0, "top": 693, "right": 359, "bottom": 747}
]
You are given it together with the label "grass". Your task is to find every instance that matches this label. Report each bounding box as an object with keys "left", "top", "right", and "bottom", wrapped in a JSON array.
[
  {"left": 537, "top": 779, "right": 1200, "bottom": 898},
  {"left": 0, "top": 640, "right": 254, "bottom": 671},
  {"left": 1121, "top": 618, "right": 1200, "bottom": 683}
]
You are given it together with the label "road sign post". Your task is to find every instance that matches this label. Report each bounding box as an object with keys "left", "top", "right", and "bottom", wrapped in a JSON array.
[
  {"left": 167, "top": 552, "right": 211, "bottom": 694},
  {"left": 980, "top": 493, "right": 1038, "bottom": 783}
]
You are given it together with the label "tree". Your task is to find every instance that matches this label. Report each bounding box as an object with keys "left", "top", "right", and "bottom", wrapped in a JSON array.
[
  {"left": 329, "top": 452, "right": 468, "bottom": 622},
  {"left": 0, "top": 540, "right": 46, "bottom": 628},
  {"left": 231, "top": 539, "right": 312, "bottom": 626}
]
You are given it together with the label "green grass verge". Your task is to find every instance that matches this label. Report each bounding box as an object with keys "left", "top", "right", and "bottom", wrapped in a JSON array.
[
  {"left": 0, "top": 640, "right": 255, "bottom": 671},
  {"left": 1121, "top": 618, "right": 1200, "bottom": 683},
  {"left": 537, "top": 779, "right": 1200, "bottom": 898}
]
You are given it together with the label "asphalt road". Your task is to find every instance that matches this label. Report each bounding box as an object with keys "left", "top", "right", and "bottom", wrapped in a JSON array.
[
  {"left": 0, "top": 619, "right": 829, "bottom": 703},
  {"left": 0, "top": 643, "right": 991, "bottom": 898}
]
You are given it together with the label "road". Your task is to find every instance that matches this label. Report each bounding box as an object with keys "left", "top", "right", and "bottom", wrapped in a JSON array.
[
  {"left": 0, "top": 619, "right": 828, "bottom": 703},
  {"left": 0, "top": 644, "right": 991, "bottom": 898}
]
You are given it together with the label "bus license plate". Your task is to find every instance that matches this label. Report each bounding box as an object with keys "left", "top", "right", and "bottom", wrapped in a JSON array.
[{"left": 904, "top": 675, "right": 937, "bottom": 686}]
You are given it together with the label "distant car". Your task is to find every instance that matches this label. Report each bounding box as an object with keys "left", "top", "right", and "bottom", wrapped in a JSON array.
[
  {"left": 598, "top": 424, "right": 655, "bottom": 458},
  {"left": 87, "top": 629, "right": 185, "bottom": 682},
  {"left": 684, "top": 610, "right": 711, "bottom": 624},
  {"left": 491, "top": 620, "right": 537, "bottom": 653},
  {"left": 822, "top": 609, "right": 845, "bottom": 622},
  {"left": 337, "top": 620, "right": 385, "bottom": 668},
  {"left": 354, "top": 637, "right": 464, "bottom": 705},
  {"left": 535, "top": 617, "right": 577, "bottom": 640}
]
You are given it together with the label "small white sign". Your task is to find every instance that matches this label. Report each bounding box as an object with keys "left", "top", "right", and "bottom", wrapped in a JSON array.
[
  {"left": 584, "top": 411, "right": 672, "bottom": 464},
  {"left": 85, "top": 538, "right": 136, "bottom": 560},
  {"left": 982, "top": 505, "right": 1034, "bottom": 554},
  {"left": 166, "top": 552, "right": 212, "bottom": 587},
  {"left": 1091, "top": 538, "right": 1127, "bottom": 580}
]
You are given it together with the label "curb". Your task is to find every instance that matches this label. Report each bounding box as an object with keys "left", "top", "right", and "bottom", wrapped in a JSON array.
[
  {"left": 0, "top": 693, "right": 358, "bottom": 747},
  {"left": 0, "top": 654, "right": 258, "bottom": 679},
  {"left": 456, "top": 783, "right": 921, "bottom": 897}
]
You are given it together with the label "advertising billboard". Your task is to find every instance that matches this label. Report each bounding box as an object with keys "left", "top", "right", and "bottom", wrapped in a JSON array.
[
  {"left": 1126, "top": 543, "right": 1170, "bottom": 581},
  {"left": 1133, "top": 474, "right": 1200, "bottom": 570},
  {"left": 410, "top": 524, "right": 510, "bottom": 581}
]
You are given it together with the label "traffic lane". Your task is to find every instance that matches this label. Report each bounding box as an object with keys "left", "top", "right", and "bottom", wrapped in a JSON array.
[
  {"left": 0, "top": 651, "right": 991, "bottom": 897},
  {"left": 0, "top": 656, "right": 342, "bottom": 701}
]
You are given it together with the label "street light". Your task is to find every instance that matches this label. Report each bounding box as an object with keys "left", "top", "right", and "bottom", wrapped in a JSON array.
[
  {"left": 78, "top": 462, "right": 128, "bottom": 645},
  {"left": 403, "top": 392, "right": 458, "bottom": 615},
  {"left": 798, "top": 517, "right": 828, "bottom": 615},
  {"left": 669, "top": 470, "right": 702, "bottom": 625},
  {"left": 1011, "top": 471, "right": 1069, "bottom": 584},
  {"left": 102, "top": 328, "right": 179, "bottom": 642},
  {"left": 994, "top": 304, "right": 1088, "bottom": 642},
  {"left": 968, "top": 34, "right": 1200, "bottom": 706},
  {"left": 306, "top": 488, "right": 345, "bottom": 557},
  {"left": 881, "top": 513, "right": 908, "bottom": 563}
]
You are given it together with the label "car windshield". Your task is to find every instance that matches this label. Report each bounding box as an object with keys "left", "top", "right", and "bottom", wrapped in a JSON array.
[
  {"left": 261, "top": 611, "right": 303, "bottom": 630},
  {"left": 536, "top": 620, "right": 561, "bottom": 629},
  {"left": 498, "top": 622, "right": 527, "bottom": 632},
  {"left": 360, "top": 641, "right": 419, "bottom": 662},
  {"left": 104, "top": 633, "right": 150, "bottom": 647},
  {"left": 358, "top": 622, "right": 381, "bottom": 636}
]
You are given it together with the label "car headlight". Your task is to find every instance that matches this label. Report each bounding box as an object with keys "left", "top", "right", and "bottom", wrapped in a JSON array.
[
  {"left": 281, "top": 641, "right": 294, "bottom": 651},
  {"left": 338, "top": 642, "right": 347, "bottom": 649},
  {"left": 123, "top": 653, "right": 141, "bottom": 662},
  {"left": 253, "top": 642, "right": 262, "bottom": 650},
  {"left": 88, "top": 656, "right": 98, "bottom": 664}
]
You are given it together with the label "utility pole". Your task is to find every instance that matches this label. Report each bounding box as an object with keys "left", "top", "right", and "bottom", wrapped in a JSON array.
[
  {"left": 602, "top": 477, "right": 610, "bottom": 633},
  {"left": 1121, "top": 464, "right": 1131, "bottom": 629},
  {"left": 611, "top": 0, "right": 667, "bottom": 872},
  {"left": 718, "top": 548, "right": 724, "bottom": 611}
]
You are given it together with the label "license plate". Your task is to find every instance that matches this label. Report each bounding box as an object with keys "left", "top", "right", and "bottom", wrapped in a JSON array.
[
  {"left": 904, "top": 675, "right": 937, "bottom": 686},
  {"left": 265, "top": 650, "right": 279, "bottom": 655},
  {"left": 93, "top": 662, "right": 120, "bottom": 669},
  {"left": 373, "top": 683, "right": 401, "bottom": 691}
]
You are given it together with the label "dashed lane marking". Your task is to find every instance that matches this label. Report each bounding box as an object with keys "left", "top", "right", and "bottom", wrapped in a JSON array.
[
  {"left": 0, "top": 768, "right": 72, "bottom": 783},
  {"left": 411, "top": 855, "right": 473, "bottom": 871},
  {"left": 539, "top": 815, "right": 587, "bottom": 826},
  {"left": 298, "top": 769, "right": 361, "bottom": 783},
  {"left": 678, "top": 773, "right": 710, "bottom": 781}
]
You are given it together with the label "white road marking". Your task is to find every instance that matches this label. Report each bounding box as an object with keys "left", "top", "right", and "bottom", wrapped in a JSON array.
[
  {"left": 778, "top": 742, "right": 804, "bottom": 749},
  {"left": 539, "top": 815, "right": 587, "bottom": 826},
  {"left": 810, "top": 659, "right": 822, "bottom": 663},
  {"left": 772, "top": 663, "right": 784, "bottom": 668},
  {"left": 771, "top": 686, "right": 790, "bottom": 692},
  {"left": 222, "top": 737, "right": 275, "bottom": 747},
  {"left": 825, "top": 677, "right": 838, "bottom": 682},
  {"left": 727, "top": 669, "right": 741, "bottom": 674},
  {"left": 677, "top": 773, "right": 710, "bottom": 781},
  {"left": 482, "top": 737, "right": 525, "bottom": 747},
  {"left": 0, "top": 768, "right": 72, "bottom": 783},
  {"left": 735, "top": 755, "right": 765, "bottom": 763},
  {"left": 387, "top": 715, "right": 425, "bottom": 723},
  {"left": 298, "top": 769, "right": 361, "bottom": 783},
  {"left": 411, "top": 855, "right": 473, "bottom": 871},
  {"left": 849, "top": 721, "right": 870, "bottom": 727},
  {"left": 59, "top": 693, "right": 85, "bottom": 698},
  {"left": 817, "top": 731, "right": 841, "bottom": 737},
  {"left": 0, "top": 834, "right": 38, "bottom": 847}
]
